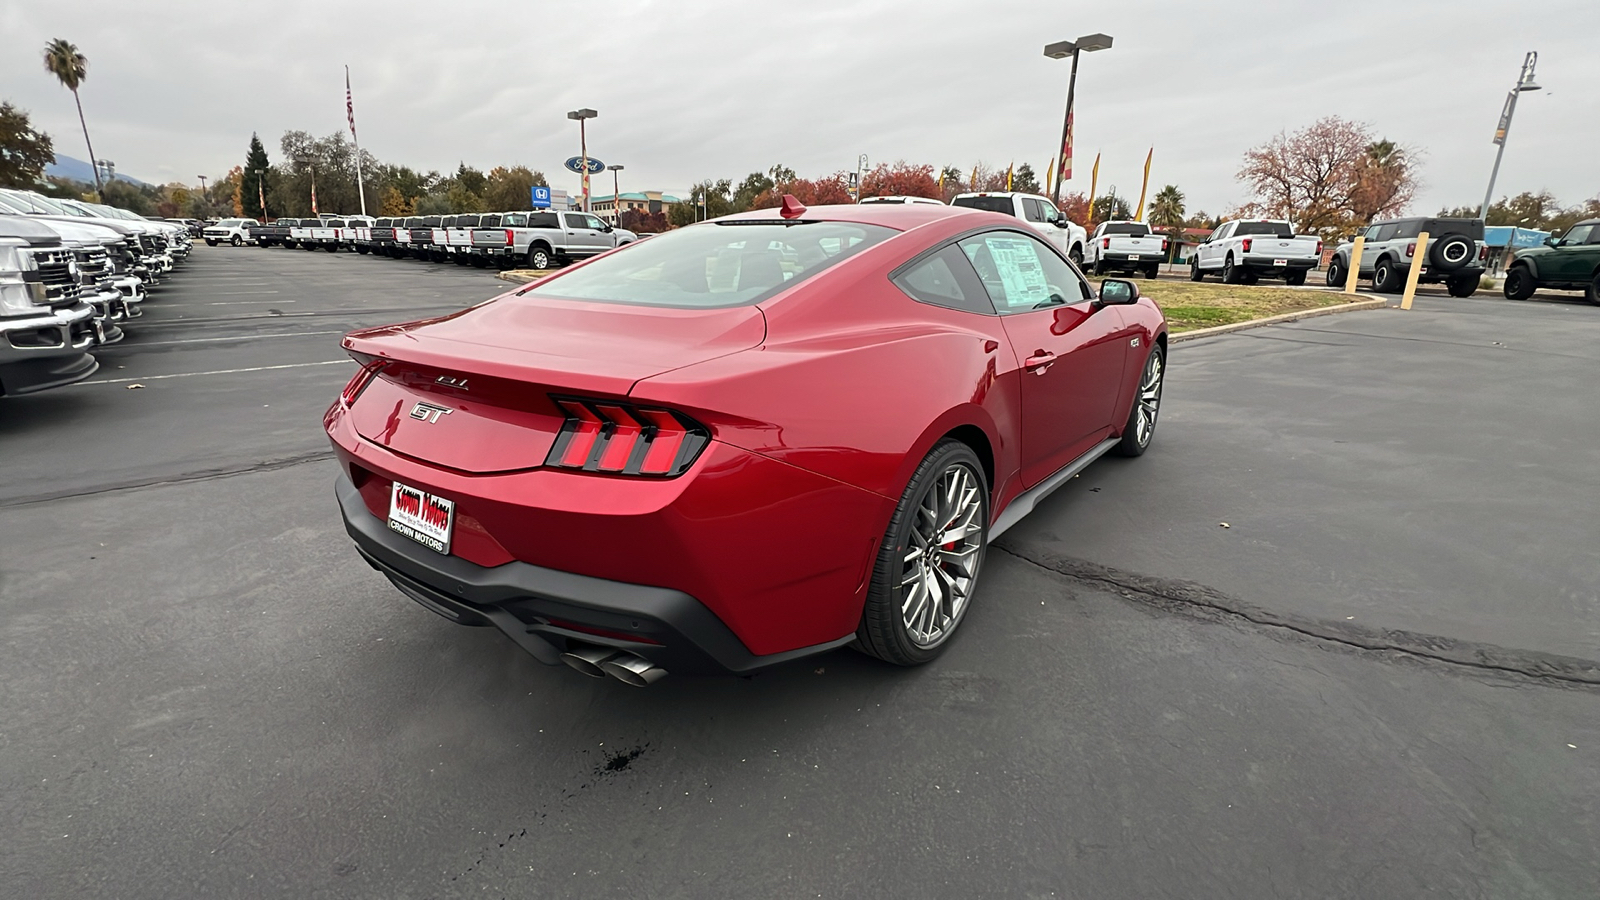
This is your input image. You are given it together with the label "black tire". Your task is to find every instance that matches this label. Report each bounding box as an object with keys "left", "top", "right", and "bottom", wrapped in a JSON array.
[
  {"left": 470, "top": 255, "right": 488, "bottom": 269},
  {"left": 855, "top": 439, "right": 988, "bottom": 667},
  {"left": 1372, "top": 258, "right": 1403, "bottom": 293},
  {"left": 528, "top": 245, "right": 553, "bottom": 270},
  {"left": 1114, "top": 343, "right": 1165, "bottom": 458},
  {"left": 356, "top": 245, "right": 369, "bottom": 255},
  {"left": 1069, "top": 246, "right": 1083, "bottom": 268},
  {"left": 1222, "top": 256, "right": 1241, "bottom": 284},
  {"left": 324, "top": 244, "right": 339, "bottom": 253},
  {"left": 1586, "top": 271, "right": 1600, "bottom": 306},
  {"left": 1143, "top": 265, "right": 1160, "bottom": 279},
  {"left": 1284, "top": 269, "right": 1307, "bottom": 287},
  {"left": 283, "top": 241, "right": 296, "bottom": 250},
  {"left": 1428, "top": 233, "right": 1475, "bottom": 272},
  {"left": 1189, "top": 261, "right": 1204, "bottom": 282},
  {"left": 205, "top": 239, "right": 217, "bottom": 246},
  {"left": 1092, "top": 258, "right": 1105, "bottom": 276},
  {"left": 1446, "top": 273, "right": 1477, "bottom": 298},
  {"left": 229, "top": 235, "right": 241, "bottom": 247},
  {"left": 1242, "top": 271, "right": 1259, "bottom": 285},
  {"left": 1325, "top": 259, "right": 1345, "bottom": 288},
  {"left": 1503, "top": 266, "right": 1535, "bottom": 301}
]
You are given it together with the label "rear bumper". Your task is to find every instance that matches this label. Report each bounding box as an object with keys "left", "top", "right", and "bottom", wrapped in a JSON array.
[
  {"left": 1096, "top": 253, "right": 1161, "bottom": 267},
  {"left": 1240, "top": 256, "right": 1317, "bottom": 271},
  {"left": 335, "top": 473, "right": 856, "bottom": 674}
]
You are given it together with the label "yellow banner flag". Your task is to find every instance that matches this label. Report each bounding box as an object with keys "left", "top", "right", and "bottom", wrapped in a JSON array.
[
  {"left": 1087, "top": 153, "right": 1100, "bottom": 223},
  {"left": 1006, "top": 162, "right": 1014, "bottom": 191},
  {"left": 1134, "top": 148, "right": 1153, "bottom": 222},
  {"left": 971, "top": 165, "right": 979, "bottom": 191},
  {"left": 1045, "top": 156, "right": 1055, "bottom": 197}
]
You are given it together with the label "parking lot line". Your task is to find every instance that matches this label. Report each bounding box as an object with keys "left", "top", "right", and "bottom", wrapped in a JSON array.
[
  {"left": 77, "top": 359, "right": 352, "bottom": 385},
  {"left": 211, "top": 290, "right": 282, "bottom": 295},
  {"left": 207, "top": 299, "right": 296, "bottom": 305},
  {"left": 113, "top": 330, "right": 346, "bottom": 348}
]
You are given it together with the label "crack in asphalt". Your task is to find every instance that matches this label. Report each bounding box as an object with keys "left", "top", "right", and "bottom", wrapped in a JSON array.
[
  {"left": 993, "top": 543, "right": 1600, "bottom": 688},
  {"left": 0, "top": 450, "right": 335, "bottom": 508}
]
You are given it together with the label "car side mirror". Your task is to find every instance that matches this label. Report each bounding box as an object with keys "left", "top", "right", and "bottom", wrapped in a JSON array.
[
  {"left": 1097, "top": 279, "right": 1140, "bottom": 306},
  {"left": 1544, "top": 236, "right": 1558, "bottom": 247}
]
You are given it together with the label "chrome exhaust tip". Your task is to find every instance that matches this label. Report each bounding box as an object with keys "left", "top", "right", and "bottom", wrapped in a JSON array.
[
  {"left": 560, "top": 646, "right": 619, "bottom": 678},
  {"left": 600, "top": 653, "right": 668, "bottom": 687}
]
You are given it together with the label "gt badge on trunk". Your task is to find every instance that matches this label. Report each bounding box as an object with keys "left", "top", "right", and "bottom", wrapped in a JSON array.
[
  {"left": 409, "top": 401, "right": 452, "bottom": 423},
  {"left": 388, "top": 482, "right": 454, "bottom": 554}
]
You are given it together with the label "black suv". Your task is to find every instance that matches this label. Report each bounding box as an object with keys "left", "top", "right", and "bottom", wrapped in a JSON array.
[{"left": 1329, "top": 217, "right": 1487, "bottom": 297}]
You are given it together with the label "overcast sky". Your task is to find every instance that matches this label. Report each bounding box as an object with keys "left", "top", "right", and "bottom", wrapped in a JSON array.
[{"left": 4, "top": 1, "right": 1596, "bottom": 216}]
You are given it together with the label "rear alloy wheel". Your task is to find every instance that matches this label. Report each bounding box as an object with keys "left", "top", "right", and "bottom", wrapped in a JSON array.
[
  {"left": 230, "top": 235, "right": 241, "bottom": 247},
  {"left": 1284, "top": 269, "right": 1307, "bottom": 286},
  {"left": 1092, "top": 259, "right": 1105, "bottom": 276},
  {"left": 1114, "top": 343, "right": 1164, "bottom": 457},
  {"left": 1446, "top": 272, "right": 1478, "bottom": 298},
  {"left": 856, "top": 440, "right": 988, "bottom": 666},
  {"left": 1372, "top": 259, "right": 1402, "bottom": 293},
  {"left": 1069, "top": 246, "right": 1083, "bottom": 268},
  {"left": 1325, "top": 259, "right": 1345, "bottom": 287},
  {"left": 1189, "top": 261, "right": 1204, "bottom": 282},
  {"left": 1587, "top": 272, "right": 1600, "bottom": 306},
  {"left": 1222, "top": 256, "right": 1241, "bottom": 284},
  {"left": 1502, "top": 266, "right": 1535, "bottom": 300},
  {"left": 528, "top": 246, "right": 553, "bottom": 270}
]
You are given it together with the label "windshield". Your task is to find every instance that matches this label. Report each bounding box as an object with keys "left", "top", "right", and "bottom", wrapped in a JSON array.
[
  {"left": 1234, "top": 221, "right": 1294, "bottom": 238},
  {"left": 1104, "top": 223, "right": 1151, "bottom": 236},
  {"left": 522, "top": 220, "right": 895, "bottom": 309},
  {"left": 951, "top": 196, "right": 1015, "bottom": 216}
]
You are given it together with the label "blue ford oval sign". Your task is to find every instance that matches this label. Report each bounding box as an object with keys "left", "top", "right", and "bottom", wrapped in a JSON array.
[{"left": 564, "top": 157, "right": 605, "bottom": 175}]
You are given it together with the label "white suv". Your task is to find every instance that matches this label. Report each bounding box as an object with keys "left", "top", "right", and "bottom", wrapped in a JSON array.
[{"left": 203, "top": 218, "right": 259, "bottom": 247}]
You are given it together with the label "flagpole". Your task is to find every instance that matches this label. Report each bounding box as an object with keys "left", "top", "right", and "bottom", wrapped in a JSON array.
[{"left": 347, "top": 66, "right": 367, "bottom": 217}]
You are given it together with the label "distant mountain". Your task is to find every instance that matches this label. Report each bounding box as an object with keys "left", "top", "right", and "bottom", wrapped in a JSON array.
[{"left": 45, "top": 154, "right": 150, "bottom": 188}]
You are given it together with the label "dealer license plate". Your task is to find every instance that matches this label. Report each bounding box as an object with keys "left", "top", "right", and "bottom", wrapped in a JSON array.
[
  {"left": 1129, "top": 254, "right": 1141, "bottom": 261},
  {"left": 1273, "top": 258, "right": 1288, "bottom": 266},
  {"left": 388, "top": 481, "right": 454, "bottom": 554}
]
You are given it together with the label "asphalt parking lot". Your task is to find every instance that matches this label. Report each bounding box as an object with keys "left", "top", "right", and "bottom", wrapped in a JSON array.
[{"left": 2, "top": 246, "right": 1596, "bottom": 898}]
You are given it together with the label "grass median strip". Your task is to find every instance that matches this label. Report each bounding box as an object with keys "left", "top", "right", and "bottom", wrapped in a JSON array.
[{"left": 1144, "top": 281, "right": 1356, "bottom": 333}]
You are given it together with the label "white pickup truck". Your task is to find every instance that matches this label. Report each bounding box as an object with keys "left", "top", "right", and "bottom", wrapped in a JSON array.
[
  {"left": 950, "top": 191, "right": 1088, "bottom": 266},
  {"left": 1189, "top": 219, "right": 1322, "bottom": 285},
  {"left": 1083, "top": 221, "right": 1170, "bottom": 278},
  {"left": 470, "top": 210, "right": 628, "bottom": 270}
]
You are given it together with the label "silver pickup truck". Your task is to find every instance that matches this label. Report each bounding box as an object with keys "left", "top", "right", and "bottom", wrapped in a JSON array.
[
  {"left": 0, "top": 216, "right": 101, "bottom": 395},
  {"left": 470, "top": 210, "right": 626, "bottom": 270},
  {"left": 1190, "top": 219, "right": 1322, "bottom": 285},
  {"left": 1083, "top": 221, "right": 1169, "bottom": 278}
]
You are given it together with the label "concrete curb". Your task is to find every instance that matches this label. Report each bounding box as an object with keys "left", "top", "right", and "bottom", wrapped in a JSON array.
[
  {"left": 1170, "top": 298, "right": 1388, "bottom": 343},
  {"left": 495, "top": 269, "right": 550, "bottom": 284}
]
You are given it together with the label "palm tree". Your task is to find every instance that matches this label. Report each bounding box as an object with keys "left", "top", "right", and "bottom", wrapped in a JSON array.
[
  {"left": 42, "top": 38, "right": 103, "bottom": 201},
  {"left": 1147, "top": 185, "right": 1186, "bottom": 261}
]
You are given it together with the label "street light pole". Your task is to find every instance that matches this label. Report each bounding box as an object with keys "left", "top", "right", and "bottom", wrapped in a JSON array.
[
  {"left": 567, "top": 108, "right": 598, "bottom": 212},
  {"left": 856, "top": 154, "right": 868, "bottom": 203},
  {"left": 608, "top": 164, "right": 624, "bottom": 224},
  {"left": 1479, "top": 51, "right": 1541, "bottom": 220},
  {"left": 1044, "top": 33, "right": 1113, "bottom": 208}
]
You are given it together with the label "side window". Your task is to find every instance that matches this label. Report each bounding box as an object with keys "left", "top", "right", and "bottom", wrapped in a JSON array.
[
  {"left": 892, "top": 245, "right": 993, "bottom": 315},
  {"left": 957, "top": 231, "right": 1089, "bottom": 314},
  {"left": 1041, "top": 202, "right": 1063, "bottom": 225},
  {"left": 1560, "top": 223, "right": 1593, "bottom": 245},
  {"left": 1021, "top": 198, "right": 1045, "bottom": 223},
  {"left": 585, "top": 215, "right": 607, "bottom": 230},
  {"left": 1588, "top": 226, "right": 1600, "bottom": 245},
  {"left": 1392, "top": 220, "right": 1420, "bottom": 239},
  {"left": 1211, "top": 223, "right": 1231, "bottom": 242},
  {"left": 1363, "top": 225, "right": 1383, "bottom": 241},
  {"left": 1375, "top": 224, "right": 1400, "bottom": 242},
  {"left": 563, "top": 213, "right": 590, "bottom": 229}
]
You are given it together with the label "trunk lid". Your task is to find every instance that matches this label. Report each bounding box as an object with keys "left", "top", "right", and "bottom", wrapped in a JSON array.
[{"left": 345, "top": 296, "right": 765, "bottom": 473}]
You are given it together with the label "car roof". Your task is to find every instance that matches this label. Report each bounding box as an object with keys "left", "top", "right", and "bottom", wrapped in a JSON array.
[{"left": 718, "top": 201, "right": 980, "bottom": 231}]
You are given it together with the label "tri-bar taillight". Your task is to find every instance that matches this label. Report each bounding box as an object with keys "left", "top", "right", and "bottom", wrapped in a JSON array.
[
  {"left": 545, "top": 398, "right": 710, "bottom": 477},
  {"left": 340, "top": 356, "right": 387, "bottom": 406}
]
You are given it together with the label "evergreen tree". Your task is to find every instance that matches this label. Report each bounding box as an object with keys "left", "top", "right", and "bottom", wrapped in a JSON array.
[{"left": 241, "top": 133, "right": 270, "bottom": 218}]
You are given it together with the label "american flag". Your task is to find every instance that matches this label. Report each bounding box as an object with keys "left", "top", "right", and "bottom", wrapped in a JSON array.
[{"left": 345, "top": 67, "right": 356, "bottom": 140}]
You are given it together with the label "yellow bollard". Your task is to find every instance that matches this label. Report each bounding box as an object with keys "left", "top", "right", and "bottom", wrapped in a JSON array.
[
  {"left": 1343, "top": 236, "right": 1365, "bottom": 295},
  {"left": 1400, "top": 232, "right": 1429, "bottom": 310}
]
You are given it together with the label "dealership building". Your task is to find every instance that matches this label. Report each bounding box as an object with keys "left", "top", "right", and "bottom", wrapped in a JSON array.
[{"left": 589, "top": 191, "right": 682, "bottom": 223}]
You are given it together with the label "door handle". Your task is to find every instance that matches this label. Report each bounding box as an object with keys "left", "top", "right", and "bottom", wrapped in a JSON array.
[{"left": 1024, "top": 351, "right": 1057, "bottom": 374}]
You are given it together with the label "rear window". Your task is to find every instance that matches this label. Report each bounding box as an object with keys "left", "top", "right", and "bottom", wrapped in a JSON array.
[
  {"left": 1422, "top": 218, "right": 1485, "bottom": 240},
  {"left": 521, "top": 220, "right": 895, "bottom": 309},
  {"left": 423, "top": 216, "right": 442, "bottom": 226},
  {"left": 951, "top": 196, "right": 1016, "bottom": 216},
  {"left": 1103, "top": 223, "right": 1151, "bottom": 236},
  {"left": 529, "top": 213, "right": 559, "bottom": 228},
  {"left": 326, "top": 219, "right": 346, "bottom": 227},
  {"left": 1233, "top": 221, "right": 1293, "bottom": 238},
  {"left": 479, "top": 214, "right": 501, "bottom": 228}
]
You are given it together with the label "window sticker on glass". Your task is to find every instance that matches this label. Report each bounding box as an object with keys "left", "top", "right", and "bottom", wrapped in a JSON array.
[{"left": 980, "top": 235, "right": 1051, "bottom": 306}]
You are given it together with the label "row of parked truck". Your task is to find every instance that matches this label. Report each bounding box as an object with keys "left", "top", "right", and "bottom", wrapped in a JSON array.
[
  {"left": 0, "top": 188, "right": 192, "bottom": 397},
  {"left": 229, "top": 211, "right": 641, "bottom": 270}
]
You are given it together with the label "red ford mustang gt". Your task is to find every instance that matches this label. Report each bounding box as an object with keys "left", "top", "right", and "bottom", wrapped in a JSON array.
[{"left": 325, "top": 198, "right": 1167, "bottom": 685}]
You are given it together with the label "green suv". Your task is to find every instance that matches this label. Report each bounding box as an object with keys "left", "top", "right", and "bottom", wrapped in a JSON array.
[{"left": 1503, "top": 219, "right": 1600, "bottom": 304}]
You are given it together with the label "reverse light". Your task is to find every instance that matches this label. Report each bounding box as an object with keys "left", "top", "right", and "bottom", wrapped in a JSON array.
[
  {"left": 546, "top": 398, "right": 710, "bottom": 477},
  {"left": 1241, "top": 238, "right": 1253, "bottom": 252}
]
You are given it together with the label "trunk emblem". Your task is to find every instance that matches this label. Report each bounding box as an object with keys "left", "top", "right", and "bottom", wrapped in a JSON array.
[{"left": 410, "top": 401, "right": 453, "bottom": 423}]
